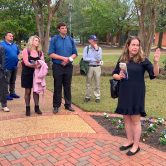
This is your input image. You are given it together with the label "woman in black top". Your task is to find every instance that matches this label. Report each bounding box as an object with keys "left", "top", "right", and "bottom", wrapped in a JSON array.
[
  {"left": 21, "top": 35, "right": 44, "bottom": 116},
  {"left": 112, "top": 36, "right": 160, "bottom": 156}
]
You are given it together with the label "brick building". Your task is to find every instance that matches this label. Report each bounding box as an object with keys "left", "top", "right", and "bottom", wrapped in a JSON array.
[{"left": 155, "top": 32, "right": 166, "bottom": 47}]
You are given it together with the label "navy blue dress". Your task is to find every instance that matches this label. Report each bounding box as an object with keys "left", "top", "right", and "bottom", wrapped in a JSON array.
[{"left": 112, "top": 58, "right": 155, "bottom": 117}]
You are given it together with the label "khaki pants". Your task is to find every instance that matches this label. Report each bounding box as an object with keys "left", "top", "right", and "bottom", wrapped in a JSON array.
[{"left": 85, "top": 66, "right": 101, "bottom": 99}]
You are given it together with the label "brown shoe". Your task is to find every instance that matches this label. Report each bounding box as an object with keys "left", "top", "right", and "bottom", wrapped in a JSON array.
[
  {"left": 84, "top": 98, "right": 90, "bottom": 102},
  {"left": 95, "top": 99, "right": 100, "bottom": 103}
]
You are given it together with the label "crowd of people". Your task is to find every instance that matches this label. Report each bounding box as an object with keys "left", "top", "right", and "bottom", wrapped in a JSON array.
[{"left": 0, "top": 22, "right": 161, "bottom": 156}]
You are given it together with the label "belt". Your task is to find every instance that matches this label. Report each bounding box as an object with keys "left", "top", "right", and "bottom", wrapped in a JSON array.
[
  {"left": 89, "top": 65, "right": 100, "bottom": 67},
  {"left": 53, "top": 63, "right": 72, "bottom": 67}
]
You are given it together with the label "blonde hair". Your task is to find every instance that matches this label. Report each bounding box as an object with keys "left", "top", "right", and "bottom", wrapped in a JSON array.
[
  {"left": 26, "top": 35, "right": 42, "bottom": 51},
  {"left": 120, "top": 36, "right": 145, "bottom": 63}
]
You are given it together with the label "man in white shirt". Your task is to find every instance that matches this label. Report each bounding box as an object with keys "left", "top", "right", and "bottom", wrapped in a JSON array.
[{"left": 83, "top": 35, "right": 102, "bottom": 103}]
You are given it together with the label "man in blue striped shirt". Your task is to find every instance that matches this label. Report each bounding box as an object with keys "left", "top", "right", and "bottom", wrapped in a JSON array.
[{"left": 83, "top": 35, "right": 102, "bottom": 103}]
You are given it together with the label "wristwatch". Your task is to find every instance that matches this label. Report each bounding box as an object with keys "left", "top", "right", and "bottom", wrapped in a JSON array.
[{"left": 69, "top": 56, "right": 74, "bottom": 62}]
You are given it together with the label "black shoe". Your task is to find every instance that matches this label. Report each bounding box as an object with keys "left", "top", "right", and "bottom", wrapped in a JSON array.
[
  {"left": 26, "top": 106, "right": 30, "bottom": 116},
  {"left": 119, "top": 144, "right": 133, "bottom": 151},
  {"left": 53, "top": 107, "right": 59, "bottom": 114},
  {"left": 84, "top": 98, "right": 90, "bottom": 102},
  {"left": 95, "top": 99, "right": 100, "bottom": 103},
  {"left": 65, "top": 106, "right": 75, "bottom": 112},
  {"left": 126, "top": 147, "right": 140, "bottom": 156},
  {"left": 6, "top": 95, "right": 13, "bottom": 100},
  {"left": 10, "top": 93, "right": 20, "bottom": 98},
  {"left": 35, "top": 105, "right": 42, "bottom": 115}
]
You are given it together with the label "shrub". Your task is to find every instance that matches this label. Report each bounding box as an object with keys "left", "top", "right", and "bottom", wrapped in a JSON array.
[
  {"left": 159, "top": 129, "right": 166, "bottom": 145},
  {"left": 147, "top": 123, "right": 157, "bottom": 133},
  {"left": 156, "top": 118, "right": 165, "bottom": 125},
  {"left": 163, "top": 59, "right": 166, "bottom": 71}
]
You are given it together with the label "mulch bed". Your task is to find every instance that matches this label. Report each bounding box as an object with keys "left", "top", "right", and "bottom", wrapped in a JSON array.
[{"left": 91, "top": 115, "right": 166, "bottom": 152}]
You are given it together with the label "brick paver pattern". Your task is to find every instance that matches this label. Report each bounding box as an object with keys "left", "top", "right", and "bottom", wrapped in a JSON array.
[
  {"left": 0, "top": 75, "right": 166, "bottom": 166},
  {"left": 1, "top": 137, "right": 166, "bottom": 166}
]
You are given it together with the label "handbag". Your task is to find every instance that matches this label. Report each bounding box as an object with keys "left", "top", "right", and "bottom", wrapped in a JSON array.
[
  {"left": 79, "top": 58, "right": 89, "bottom": 75},
  {"left": 110, "top": 79, "right": 119, "bottom": 98},
  {"left": 79, "top": 46, "right": 90, "bottom": 75}
]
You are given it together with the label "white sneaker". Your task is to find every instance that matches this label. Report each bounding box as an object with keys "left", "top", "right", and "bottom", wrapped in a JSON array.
[{"left": 2, "top": 107, "right": 10, "bottom": 112}]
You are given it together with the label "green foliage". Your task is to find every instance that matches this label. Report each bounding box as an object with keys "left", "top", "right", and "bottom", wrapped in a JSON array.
[
  {"left": 159, "top": 129, "right": 166, "bottom": 145},
  {"left": 83, "top": 0, "right": 132, "bottom": 35},
  {"left": 156, "top": 1, "right": 166, "bottom": 32},
  {"left": 62, "top": 0, "right": 133, "bottom": 42},
  {"left": 111, "top": 118, "right": 117, "bottom": 125},
  {"left": 163, "top": 59, "right": 166, "bottom": 70},
  {"left": 102, "top": 115, "right": 124, "bottom": 129},
  {"left": 147, "top": 123, "right": 157, "bottom": 133},
  {"left": 103, "top": 112, "right": 110, "bottom": 119},
  {"left": 0, "top": 0, "right": 36, "bottom": 43},
  {"left": 117, "top": 123, "right": 124, "bottom": 129},
  {"left": 159, "top": 137, "right": 166, "bottom": 145},
  {"left": 156, "top": 118, "right": 165, "bottom": 125}
]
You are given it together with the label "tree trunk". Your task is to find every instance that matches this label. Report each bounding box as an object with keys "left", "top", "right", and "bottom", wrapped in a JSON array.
[
  {"left": 157, "top": 32, "right": 163, "bottom": 48},
  {"left": 135, "top": 0, "right": 158, "bottom": 57},
  {"left": 43, "top": 4, "right": 53, "bottom": 54},
  {"left": 32, "top": 0, "right": 62, "bottom": 55},
  {"left": 106, "top": 33, "right": 111, "bottom": 45}
]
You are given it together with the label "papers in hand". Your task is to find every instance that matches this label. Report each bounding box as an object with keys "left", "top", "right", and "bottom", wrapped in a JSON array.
[
  {"left": 100, "top": 61, "right": 103, "bottom": 65},
  {"left": 119, "top": 62, "right": 128, "bottom": 80}
]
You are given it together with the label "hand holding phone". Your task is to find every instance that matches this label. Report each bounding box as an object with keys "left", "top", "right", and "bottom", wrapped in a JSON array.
[
  {"left": 119, "top": 62, "right": 128, "bottom": 80},
  {"left": 119, "top": 63, "right": 127, "bottom": 70}
]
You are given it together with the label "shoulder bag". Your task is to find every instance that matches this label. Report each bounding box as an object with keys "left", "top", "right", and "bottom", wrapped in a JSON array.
[{"left": 110, "top": 79, "right": 119, "bottom": 99}]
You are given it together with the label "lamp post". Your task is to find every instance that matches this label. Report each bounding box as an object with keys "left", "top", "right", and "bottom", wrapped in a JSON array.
[{"left": 68, "top": 3, "right": 72, "bottom": 36}]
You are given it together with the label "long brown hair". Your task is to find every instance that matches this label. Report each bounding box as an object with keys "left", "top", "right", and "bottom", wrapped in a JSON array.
[{"left": 119, "top": 36, "right": 145, "bottom": 63}]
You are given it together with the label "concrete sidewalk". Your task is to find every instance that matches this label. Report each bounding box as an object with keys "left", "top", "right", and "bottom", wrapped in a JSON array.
[{"left": 0, "top": 76, "right": 165, "bottom": 166}]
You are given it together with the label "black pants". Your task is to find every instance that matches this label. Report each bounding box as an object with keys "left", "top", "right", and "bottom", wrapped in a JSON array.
[
  {"left": 0, "top": 72, "right": 8, "bottom": 107},
  {"left": 52, "top": 63, "right": 73, "bottom": 108},
  {"left": 6, "top": 68, "right": 17, "bottom": 94}
]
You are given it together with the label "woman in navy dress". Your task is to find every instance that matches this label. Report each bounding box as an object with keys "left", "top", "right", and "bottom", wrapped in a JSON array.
[{"left": 112, "top": 36, "right": 161, "bottom": 156}]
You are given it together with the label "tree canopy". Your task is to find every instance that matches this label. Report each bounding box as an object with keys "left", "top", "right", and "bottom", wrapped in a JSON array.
[
  {"left": 0, "top": 0, "right": 36, "bottom": 43},
  {"left": 0, "top": 0, "right": 166, "bottom": 54}
]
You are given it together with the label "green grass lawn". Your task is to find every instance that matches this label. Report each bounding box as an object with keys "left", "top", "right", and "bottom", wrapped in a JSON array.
[
  {"left": 46, "top": 75, "right": 166, "bottom": 119},
  {"left": 46, "top": 46, "right": 166, "bottom": 118},
  {"left": 74, "top": 46, "right": 166, "bottom": 67}
]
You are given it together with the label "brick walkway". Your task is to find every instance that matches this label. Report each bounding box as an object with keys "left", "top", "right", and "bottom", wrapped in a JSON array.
[{"left": 0, "top": 77, "right": 166, "bottom": 166}]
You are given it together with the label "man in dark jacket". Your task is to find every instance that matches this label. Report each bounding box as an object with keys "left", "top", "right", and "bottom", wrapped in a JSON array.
[{"left": 0, "top": 46, "right": 10, "bottom": 112}]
